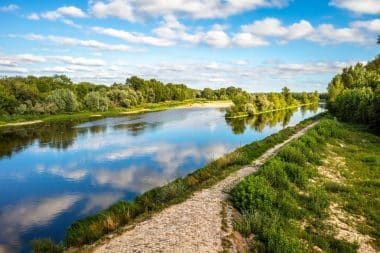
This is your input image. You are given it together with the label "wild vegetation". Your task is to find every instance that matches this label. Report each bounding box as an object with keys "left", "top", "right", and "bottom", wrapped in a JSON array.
[
  {"left": 229, "top": 118, "right": 380, "bottom": 252},
  {"left": 30, "top": 113, "right": 323, "bottom": 251},
  {"left": 225, "top": 86, "right": 319, "bottom": 118},
  {"left": 327, "top": 54, "right": 380, "bottom": 132},
  {"left": 0, "top": 75, "right": 244, "bottom": 121}
]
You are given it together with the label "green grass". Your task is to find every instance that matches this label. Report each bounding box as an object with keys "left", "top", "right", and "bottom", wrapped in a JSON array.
[
  {"left": 0, "top": 99, "right": 224, "bottom": 126},
  {"left": 229, "top": 118, "right": 380, "bottom": 252},
  {"left": 32, "top": 112, "right": 324, "bottom": 251}
]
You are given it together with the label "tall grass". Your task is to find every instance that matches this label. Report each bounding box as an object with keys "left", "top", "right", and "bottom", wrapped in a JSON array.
[
  {"left": 230, "top": 118, "right": 360, "bottom": 252},
  {"left": 32, "top": 113, "right": 324, "bottom": 251}
]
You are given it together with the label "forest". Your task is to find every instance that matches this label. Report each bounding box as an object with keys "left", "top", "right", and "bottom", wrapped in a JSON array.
[{"left": 327, "top": 54, "right": 380, "bottom": 132}]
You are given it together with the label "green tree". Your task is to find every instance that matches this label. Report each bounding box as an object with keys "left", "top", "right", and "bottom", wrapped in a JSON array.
[
  {"left": 84, "top": 91, "right": 110, "bottom": 111},
  {"left": 46, "top": 88, "right": 79, "bottom": 112}
]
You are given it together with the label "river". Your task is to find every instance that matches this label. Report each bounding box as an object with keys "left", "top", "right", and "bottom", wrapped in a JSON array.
[{"left": 0, "top": 105, "right": 323, "bottom": 252}]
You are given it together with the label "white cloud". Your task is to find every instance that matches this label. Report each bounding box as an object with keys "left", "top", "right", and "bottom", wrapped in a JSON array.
[
  {"left": 203, "top": 25, "right": 231, "bottom": 48},
  {"left": 241, "top": 18, "right": 314, "bottom": 42},
  {"left": 330, "top": 0, "right": 380, "bottom": 14},
  {"left": 92, "top": 26, "right": 175, "bottom": 46},
  {"left": 0, "top": 4, "right": 18, "bottom": 12},
  {"left": 22, "top": 33, "right": 134, "bottom": 52},
  {"left": 309, "top": 24, "right": 366, "bottom": 44},
  {"left": 152, "top": 15, "right": 203, "bottom": 44},
  {"left": 89, "top": 0, "right": 288, "bottom": 20},
  {"left": 351, "top": 19, "right": 380, "bottom": 32},
  {"left": 42, "top": 5, "right": 87, "bottom": 20},
  {"left": 27, "top": 13, "right": 40, "bottom": 20},
  {"left": 51, "top": 55, "right": 105, "bottom": 66},
  {"left": 232, "top": 33, "right": 269, "bottom": 47}
]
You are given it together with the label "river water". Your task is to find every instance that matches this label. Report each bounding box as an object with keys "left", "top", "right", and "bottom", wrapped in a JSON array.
[{"left": 0, "top": 105, "right": 323, "bottom": 252}]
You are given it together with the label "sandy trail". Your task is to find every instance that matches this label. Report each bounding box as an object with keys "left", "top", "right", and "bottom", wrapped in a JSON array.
[{"left": 94, "top": 122, "right": 319, "bottom": 253}]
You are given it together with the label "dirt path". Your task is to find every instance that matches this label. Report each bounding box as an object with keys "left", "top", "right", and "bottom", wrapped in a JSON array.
[{"left": 94, "top": 122, "right": 319, "bottom": 253}]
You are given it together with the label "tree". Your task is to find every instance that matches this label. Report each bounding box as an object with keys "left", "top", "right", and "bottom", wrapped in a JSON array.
[
  {"left": 377, "top": 35, "right": 380, "bottom": 44},
  {"left": 46, "top": 88, "right": 78, "bottom": 112},
  {"left": 84, "top": 91, "right": 110, "bottom": 111}
]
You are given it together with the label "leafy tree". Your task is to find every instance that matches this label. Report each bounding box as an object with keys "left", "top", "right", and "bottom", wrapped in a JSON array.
[
  {"left": 46, "top": 88, "right": 79, "bottom": 112},
  {"left": 84, "top": 91, "right": 110, "bottom": 112}
]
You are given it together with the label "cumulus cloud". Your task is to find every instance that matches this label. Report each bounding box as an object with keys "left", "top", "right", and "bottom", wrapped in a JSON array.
[
  {"left": 41, "top": 5, "right": 87, "bottom": 20},
  {"left": 241, "top": 18, "right": 314, "bottom": 42},
  {"left": 0, "top": 4, "right": 18, "bottom": 12},
  {"left": 351, "top": 19, "right": 380, "bottom": 32},
  {"left": 232, "top": 32, "right": 269, "bottom": 47},
  {"left": 152, "top": 15, "right": 203, "bottom": 44},
  {"left": 308, "top": 24, "right": 366, "bottom": 44},
  {"left": 330, "top": 0, "right": 380, "bottom": 14},
  {"left": 203, "top": 25, "right": 231, "bottom": 48},
  {"left": 89, "top": 0, "right": 288, "bottom": 21}
]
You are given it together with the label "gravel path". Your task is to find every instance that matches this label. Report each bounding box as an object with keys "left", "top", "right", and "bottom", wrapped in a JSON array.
[{"left": 94, "top": 122, "right": 319, "bottom": 253}]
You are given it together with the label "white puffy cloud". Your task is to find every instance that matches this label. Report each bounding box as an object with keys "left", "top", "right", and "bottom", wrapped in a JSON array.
[
  {"left": 241, "top": 18, "right": 314, "bottom": 42},
  {"left": 41, "top": 5, "right": 87, "bottom": 20},
  {"left": 0, "top": 4, "right": 18, "bottom": 12},
  {"left": 330, "top": 0, "right": 380, "bottom": 14},
  {"left": 309, "top": 24, "right": 366, "bottom": 44},
  {"left": 89, "top": 0, "right": 288, "bottom": 20},
  {"left": 152, "top": 15, "right": 203, "bottom": 44},
  {"left": 351, "top": 19, "right": 380, "bottom": 32},
  {"left": 232, "top": 32, "right": 269, "bottom": 47},
  {"left": 92, "top": 26, "right": 175, "bottom": 46},
  {"left": 203, "top": 25, "right": 231, "bottom": 48}
]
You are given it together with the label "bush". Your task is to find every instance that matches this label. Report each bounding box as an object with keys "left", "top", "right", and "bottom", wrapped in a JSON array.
[
  {"left": 278, "top": 146, "right": 306, "bottom": 166},
  {"left": 230, "top": 176, "right": 276, "bottom": 212},
  {"left": 259, "top": 159, "right": 290, "bottom": 190}
]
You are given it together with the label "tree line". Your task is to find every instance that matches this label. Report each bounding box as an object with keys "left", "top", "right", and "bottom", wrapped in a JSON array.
[
  {"left": 0, "top": 75, "right": 320, "bottom": 119},
  {"left": 0, "top": 75, "right": 247, "bottom": 117},
  {"left": 226, "top": 86, "right": 319, "bottom": 118},
  {"left": 327, "top": 54, "right": 380, "bottom": 132}
]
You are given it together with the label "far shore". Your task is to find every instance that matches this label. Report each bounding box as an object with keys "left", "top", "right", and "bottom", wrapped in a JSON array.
[{"left": 0, "top": 100, "right": 232, "bottom": 128}]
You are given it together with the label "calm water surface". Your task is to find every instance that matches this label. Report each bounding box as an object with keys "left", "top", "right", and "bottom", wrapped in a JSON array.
[{"left": 0, "top": 105, "right": 323, "bottom": 252}]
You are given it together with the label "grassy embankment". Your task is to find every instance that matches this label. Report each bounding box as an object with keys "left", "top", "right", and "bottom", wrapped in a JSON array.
[
  {"left": 0, "top": 99, "right": 231, "bottom": 127},
  {"left": 31, "top": 113, "right": 325, "bottom": 252},
  {"left": 225, "top": 103, "right": 316, "bottom": 119},
  {"left": 229, "top": 118, "right": 380, "bottom": 252}
]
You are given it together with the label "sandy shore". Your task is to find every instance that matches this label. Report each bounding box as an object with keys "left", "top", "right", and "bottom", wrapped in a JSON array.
[{"left": 0, "top": 120, "right": 43, "bottom": 127}]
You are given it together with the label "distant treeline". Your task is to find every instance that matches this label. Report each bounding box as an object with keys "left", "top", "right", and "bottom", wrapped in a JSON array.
[
  {"left": 327, "top": 54, "right": 380, "bottom": 131},
  {"left": 0, "top": 75, "right": 244, "bottom": 117},
  {"left": 226, "top": 87, "right": 319, "bottom": 118},
  {"left": 0, "top": 75, "right": 321, "bottom": 118}
]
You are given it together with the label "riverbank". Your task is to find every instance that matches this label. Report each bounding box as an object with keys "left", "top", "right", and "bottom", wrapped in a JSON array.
[
  {"left": 225, "top": 103, "right": 315, "bottom": 119},
  {"left": 228, "top": 119, "right": 380, "bottom": 252},
  {"left": 0, "top": 100, "right": 231, "bottom": 128},
  {"left": 91, "top": 121, "right": 320, "bottom": 253},
  {"left": 30, "top": 113, "right": 324, "bottom": 252}
]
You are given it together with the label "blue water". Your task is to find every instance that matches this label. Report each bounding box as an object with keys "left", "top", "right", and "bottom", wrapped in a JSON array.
[{"left": 0, "top": 105, "right": 323, "bottom": 252}]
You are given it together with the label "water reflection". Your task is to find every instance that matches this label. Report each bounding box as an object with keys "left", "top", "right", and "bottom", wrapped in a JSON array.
[{"left": 0, "top": 106, "right": 323, "bottom": 252}]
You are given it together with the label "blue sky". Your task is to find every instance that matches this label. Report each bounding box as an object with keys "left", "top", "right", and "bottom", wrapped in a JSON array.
[{"left": 0, "top": 0, "right": 379, "bottom": 92}]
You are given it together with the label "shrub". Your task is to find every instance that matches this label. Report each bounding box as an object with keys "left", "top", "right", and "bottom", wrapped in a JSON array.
[
  {"left": 230, "top": 176, "right": 276, "bottom": 212},
  {"left": 259, "top": 159, "right": 290, "bottom": 190},
  {"left": 278, "top": 146, "right": 306, "bottom": 166},
  {"left": 283, "top": 162, "right": 308, "bottom": 188}
]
